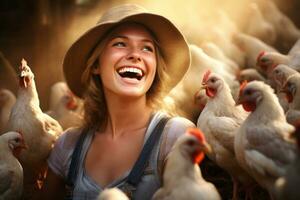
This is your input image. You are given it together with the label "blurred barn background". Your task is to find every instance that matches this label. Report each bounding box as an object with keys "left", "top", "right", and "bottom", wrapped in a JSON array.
[{"left": 0, "top": 0, "right": 299, "bottom": 110}]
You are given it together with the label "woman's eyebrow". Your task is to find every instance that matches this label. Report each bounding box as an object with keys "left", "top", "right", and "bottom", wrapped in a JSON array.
[
  {"left": 110, "top": 35, "right": 154, "bottom": 44},
  {"left": 110, "top": 35, "right": 128, "bottom": 40}
]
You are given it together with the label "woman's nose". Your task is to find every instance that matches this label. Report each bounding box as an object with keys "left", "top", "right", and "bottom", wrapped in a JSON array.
[{"left": 126, "top": 48, "right": 142, "bottom": 62}]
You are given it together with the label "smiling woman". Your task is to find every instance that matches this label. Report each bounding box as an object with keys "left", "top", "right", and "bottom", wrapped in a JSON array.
[{"left": 41, "top": 4, "right": 194, "bottom": 200}]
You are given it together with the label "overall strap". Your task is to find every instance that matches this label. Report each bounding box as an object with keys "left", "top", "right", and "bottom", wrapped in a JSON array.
[
  {"left": 65, "top": 129, "right": 88, "bottom": 200},
  {"left": 122, "top": 117, "right": 170, "bottom": 198}
]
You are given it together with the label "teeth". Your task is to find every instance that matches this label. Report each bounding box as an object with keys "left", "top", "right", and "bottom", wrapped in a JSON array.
[{"left": 118, "top": 67, "right": 143, "bottom": 76}]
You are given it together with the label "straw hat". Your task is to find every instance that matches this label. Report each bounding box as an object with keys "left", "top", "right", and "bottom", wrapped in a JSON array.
[{"left": 63, "top": 4, "right": 190, "bottom": 98}]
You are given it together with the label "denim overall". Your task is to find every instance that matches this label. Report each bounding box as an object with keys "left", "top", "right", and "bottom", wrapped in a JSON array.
[{"left": 64, "top": 117, "right": 169, "bottom": 200}]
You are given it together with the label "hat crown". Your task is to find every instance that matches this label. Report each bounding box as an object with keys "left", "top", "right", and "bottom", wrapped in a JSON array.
[{"left": 98, "top": 4, "right": 148, "bottom": 24}]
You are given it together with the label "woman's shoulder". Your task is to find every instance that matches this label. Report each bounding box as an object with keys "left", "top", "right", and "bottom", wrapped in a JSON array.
[
  {"left": 167, "top": 116, "right": 195, "bottom": 130},
  {"left": 156, "top": 112, "right": 194, "bottom": 147},
  {"left": 152, "top": 111, "right": 195, "bottom": 139},
  {"left": 156, "top": 114, "right": 195, "bottom": 173},
  {"left": 153, "top": 111, "right": 195, "bottom": 127},
  {"left": 47, "top": 127, "right": 84, "bottom": 178},
  {"left": 55, "top": 127, "right": 83, "bottom": 150},
  {"left": 163, "top": 116, "right": 195, "bottom": 144}
]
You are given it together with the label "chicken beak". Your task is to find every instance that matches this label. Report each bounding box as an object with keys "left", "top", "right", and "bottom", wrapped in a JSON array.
[
  {"left": 201, "top": 141, "right": 212, "bottom": 154},
  {"left": 201, "top": 83, "right": 207, "bottom": 90}
]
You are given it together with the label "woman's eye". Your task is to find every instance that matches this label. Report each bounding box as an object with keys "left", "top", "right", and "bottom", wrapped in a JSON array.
[
  {"left": 112, "top": 42, "right": 125, "bottom": 47},
  {"left": 142, "top": 46, "right": 154, "bottom": 52}
]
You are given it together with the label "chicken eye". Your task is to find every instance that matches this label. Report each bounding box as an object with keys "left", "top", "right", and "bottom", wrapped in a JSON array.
[
  {"left": 210, "top": 78, "right": 216, "bottom": 83},
  {"left": 187, "top": 140, "right": 196, "bottom": 147},
  {"left": 245, "top": 89, "right": 253, "bottom": 95},
  {"left": 15, "top": 138, "right": 20, "bottom": 143},
  {"left": 260, "top": 57, "right": 269, "bottom": 63}
]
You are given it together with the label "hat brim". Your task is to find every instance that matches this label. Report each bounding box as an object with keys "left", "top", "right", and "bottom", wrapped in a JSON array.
[{"left": 63, "top": 12, "right": 190, "bottom": 98}]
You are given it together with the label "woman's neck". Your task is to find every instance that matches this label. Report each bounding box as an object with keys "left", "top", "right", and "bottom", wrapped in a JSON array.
[{"left": 104, "top": 94, "right": 153, "bottom": 138}]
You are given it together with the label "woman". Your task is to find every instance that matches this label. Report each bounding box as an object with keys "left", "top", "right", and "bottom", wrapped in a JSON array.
[{"left": 42, "top": 4, "right": 194, "bottom": 200}]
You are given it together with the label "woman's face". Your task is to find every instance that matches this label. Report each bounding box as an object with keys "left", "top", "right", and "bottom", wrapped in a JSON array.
[{"left": 95, "top": 23, "right": 157, "bottom": 99}]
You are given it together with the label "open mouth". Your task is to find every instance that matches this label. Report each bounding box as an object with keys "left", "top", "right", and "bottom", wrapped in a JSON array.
[{"left": 117, "top": 67, "right": 144, "bottom": 81}]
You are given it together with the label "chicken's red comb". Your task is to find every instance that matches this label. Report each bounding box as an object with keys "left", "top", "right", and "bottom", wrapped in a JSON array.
[
  {"left": 202, "top": 70, "right": 211, "bottom": 83},
  {"left": 257, "top": 51, "right": 265, "bottom": 62},
  {"left": 187, "top": 128, "right": 205, "bottom": 142}
]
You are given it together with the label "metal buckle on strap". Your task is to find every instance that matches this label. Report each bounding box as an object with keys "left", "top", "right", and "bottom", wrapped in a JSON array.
[{"left": 122, "top": 182, "right": 136, "bottom": 199}]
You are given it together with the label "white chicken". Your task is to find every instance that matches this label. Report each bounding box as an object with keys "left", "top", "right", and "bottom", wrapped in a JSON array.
[
  {"left": 269, "top": 64, "right": 297, "bottom": 112},
  {"left": 271, "top": 64, "right": 298, "bottom": 90},
  {"left": 233, "top": 33, "right": 277, "bottom": 69},
  {"left": 201, "top": 42, "right": 239, "bottom": 75},
  {"left": 257, "top": 51, "right": 291, "bottom": 75},
  {"left": 152, "top": 128, "right": 221, "bottom": 200},
  {"left": 197, "top": 70, "right": 254, "bottom": 199},
  {"left": 48, "top": 82, "right": 69, "bottom": 112},
  {"left": 236, "top": 68, "right": 266, "bottom": 83},
  {"left": 255, "top": 51, "right": 280, "bottom": 90},
  {"left": 235, "top": 81, "right": 297, "bottom": 197},
  {"left": 0, "top": 89, "right": 16, "bottom": 134},
  {"left": 47, "top": 90, "right": 83, "bottom": 130},
  {"left": 97, "top": 188, "right": 129, "bottom": 200},
  {"left": 193, "top": 89, "right": 208, "bottom": 113},
  {"left": 257, "top": 0, "right": 300, "bottom": 51},
  {"left": 5, "top": 59, "right": 63, "bottom": 197},
  {"left": 275, "top": 122, "right": 300, "bottom": 200},
  {"left": 239, "top": 2, "right": 276, "bottom": 45},
  {"left": 281, "top": 73, "right": 300, "bottom": 125},
  {"left": 0, "top": 131, "right": 26, "bottom": 200},
  {"left": 186, "top": 9, "right": 244, "bottom": 67},
  {"left": 167, "top": 44, "right": 238, "bottom": 123},
  {"left": 257, "top": 42, "right": 300, "bottom": 74}
]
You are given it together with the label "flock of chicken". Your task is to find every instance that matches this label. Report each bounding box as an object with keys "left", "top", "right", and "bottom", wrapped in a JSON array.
[{"left": 1, "top": 0, "right": 300, "bottom": 199}]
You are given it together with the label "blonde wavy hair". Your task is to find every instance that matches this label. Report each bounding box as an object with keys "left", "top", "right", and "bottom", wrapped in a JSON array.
[{"left": 81, "top": 23, "right": 170, "bottom": 131}]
